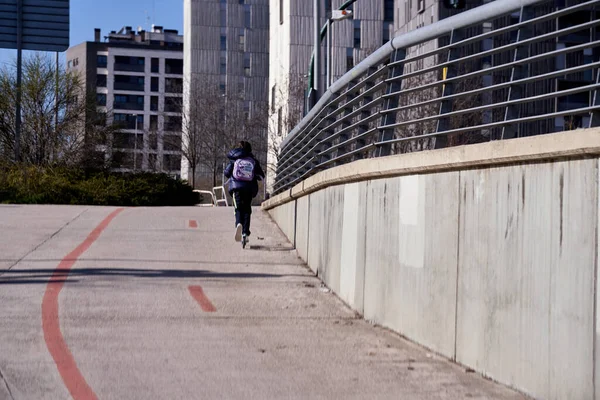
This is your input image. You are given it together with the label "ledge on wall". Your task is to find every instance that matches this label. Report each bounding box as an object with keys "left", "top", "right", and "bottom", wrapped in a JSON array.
[{"left": 262, "top": 128, "right": 600, "bottom": 210}]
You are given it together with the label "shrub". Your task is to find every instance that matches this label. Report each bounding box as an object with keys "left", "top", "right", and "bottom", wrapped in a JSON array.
[{"left": 0, "top": 165, "right": 199, "bottom": 206}]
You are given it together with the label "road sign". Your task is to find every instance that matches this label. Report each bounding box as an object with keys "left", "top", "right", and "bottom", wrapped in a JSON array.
[{"left": 0, "top": 0, "right": 69, "bottom": 52}]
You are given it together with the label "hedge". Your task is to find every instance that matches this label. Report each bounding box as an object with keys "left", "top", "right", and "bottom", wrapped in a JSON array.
[{"left": 0, "top": 166, "right": 199, "bottom": 206}]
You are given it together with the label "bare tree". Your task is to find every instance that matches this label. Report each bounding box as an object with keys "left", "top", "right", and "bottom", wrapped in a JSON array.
[
  {"left": 0, "top": 53, "right": 116, "bottom": 168},
  {"left": 177, "top": 76, "right": 263, "bottom": 188},
  {"left": 267, "top": 73, "right": 305, "bottom": 181}
]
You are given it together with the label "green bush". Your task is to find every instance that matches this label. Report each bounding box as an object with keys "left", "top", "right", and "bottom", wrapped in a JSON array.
[{"left": 0, "top": 165, "right": 199, "bottom": 206}]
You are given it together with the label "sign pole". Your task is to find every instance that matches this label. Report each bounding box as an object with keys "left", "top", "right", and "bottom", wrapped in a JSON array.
[{"left": 14, "top": 0, "right": 22, "bottom": 162}]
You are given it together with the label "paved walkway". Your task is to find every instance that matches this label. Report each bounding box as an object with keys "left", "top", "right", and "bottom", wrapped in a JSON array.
[{"left": 0, "top": 205, "right": 527, "bottom": 399}]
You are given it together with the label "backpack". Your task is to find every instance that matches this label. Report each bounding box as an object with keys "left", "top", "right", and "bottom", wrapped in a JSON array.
[{"left": 232, "top": 157, "right": 256, "bottom": 182}]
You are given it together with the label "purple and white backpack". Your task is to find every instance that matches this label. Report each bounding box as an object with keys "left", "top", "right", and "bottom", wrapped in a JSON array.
[{"left": 232, "top": 157, "right": 256, "bottom": 182}]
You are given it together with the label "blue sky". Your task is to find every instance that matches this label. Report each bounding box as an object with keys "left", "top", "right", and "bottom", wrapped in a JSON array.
[{"left": 0, "top": 0, "right": 183, "bottom": 67}]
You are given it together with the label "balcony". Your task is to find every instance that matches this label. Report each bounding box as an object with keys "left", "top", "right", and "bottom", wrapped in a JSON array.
[
  {"left": 114, "top": 102, "right": 144, "bottom": 111},
  {"left": 114, "top": 82, "right": 145, "bottom": 92},
  {"left": 114, "top": 63, "right": 145, "bottom": 73}
]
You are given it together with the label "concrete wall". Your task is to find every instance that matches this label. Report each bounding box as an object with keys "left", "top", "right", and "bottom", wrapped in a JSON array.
[{"left": 264, "top": 129, "right": 600, "bottom": 400}]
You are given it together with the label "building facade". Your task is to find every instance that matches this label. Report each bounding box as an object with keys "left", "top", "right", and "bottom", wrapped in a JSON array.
[
  {"left": 66, "top": 26, "right": 184, "bottom": 176},
  {"left": 267, "top": 0, "right": 395, "bottom": 192},
  {"left": 182, "top": 0, "right": 269, "bottom": 188}
]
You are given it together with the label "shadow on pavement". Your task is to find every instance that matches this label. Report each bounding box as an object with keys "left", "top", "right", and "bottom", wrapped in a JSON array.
[
  {"left": 0, "top": 258, "right": 302, "bottom": 266},
  {"left": 0, "top": 267, "right": 302, "bottom": 285}
]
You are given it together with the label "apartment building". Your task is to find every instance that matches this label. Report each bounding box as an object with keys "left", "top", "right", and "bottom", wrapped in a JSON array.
[
  {"left": 182, "top": 0, "right": 269, "bottom": 188},
  {"left": 66, "top": 26, "right": 184, "bottom": 176}
]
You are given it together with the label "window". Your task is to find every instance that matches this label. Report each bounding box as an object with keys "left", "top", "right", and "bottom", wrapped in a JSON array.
[
  {"left": 220, "top": 83, "right": 226, "bottom": 95},
  {"left": 220, "top": 58, "right": 227, "bottom": 75},
  {"left": 346, "top": 48, "right": 354, "bottom": 72},
  {"left": 163, "top": 154, "right": 182, "bottom": 171},
  {"left": 417, "top": 0, "right": 425, "bottom": 12},
  {"left": 244, "top": 101, "right": 250, "bottom": 120},
  {"left": 165, "top": 59, "right": 183, "bottom": 74},
  {"left": 239, "top": 29, "right": 245, "bottom": 51},
  {"left": 164, "top": 116, "right": 182, "bottom": 131},
  {"left": 238, "top": 79, "right": 244, "bottom": 96},
  {"left": 165, "top": 78, "right": 183, "bottom": 93},
  {"left": 244, "top": 53, "right": 251, "bottom": 76},
  {"left": 279, "top": 0, "right": 283, "bottom": 24},
  {"left": 271, "top": 85, "right": 276, "bottom": 111},
  {"left": 164, "top": 135, "right": 182, "bottom": 151},
  {"left": 94, "top": 111, "right": 107, "bottom": 126},
  {"left": 220, "top": 35, "right": 227, "bottom": 51},
  {"left": 114, "top": 56, "right": 145, "bottom": 72},
  {"left": 67, "top": 60, "right": 73, "bottom": 69},
  {"left": 150, "top": 115, "right": 158, "bottom": 130},
  {"left": 97, "top": 55, "right": 107, "bottom": 68},
  {"left": 151, "top": 77, "right": 159, "bottom": 92},
  {"left": 113, "top": 114, "right": 143, "bottom": 130},
  {"left": 244, "top": 5, "right": 251, "bottom": 26},
  {"left": 165, "top": 97, "right": 182, "bottom": 113},
  {"left": 96, "top": 93, "right": 106, "bottom": 106},
  {"left": 353, "top": 20, "right": 361, "bottom": 48},
  {"left": 151, "top": 58, "right": 159, "bottom": 73},
  {"left": 382, "top": 22, "right": 391, "bottom": 45},
  {"left": 277, "top": 107, "right": 282, "bottom": 136},
  {"left": 149, "top": 135, "right": 158, "bottom": 151},
  {"left": 220, "top": 3, "right": 227, "bottom": 25},
  {"left": 384, "top": 0, "right": 395, "bottom": 21},
  {"left": 96, "top": 74, "right": 107, "bottom": 87},
  {"left": 113, "top": 95, "right": 144, "bottom": 110},
  {"left": 151, "top": 96, "right": 159, "bottom": 111},
  {"left": 114, "top": 75, "right": 144, "bottom": 91}
]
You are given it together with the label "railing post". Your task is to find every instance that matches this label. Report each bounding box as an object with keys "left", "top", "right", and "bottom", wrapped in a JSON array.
[
  {"left": 435, "top": 29, "right": 462, "bottom": 149},
  {"left": 591, "top": 68, "right": 600, "bottom": 128},
  {"left": 333, "top": 84, "right": 356, "bottom": 164},
  {"left": 377, "top": 49, "right": 406, "bottom": 157},
  {"left": 353, "top": 68, "right": 377, "bottom": 161},
  {"left": 501, "top": 6, "right": 535, "bottom": 139}
]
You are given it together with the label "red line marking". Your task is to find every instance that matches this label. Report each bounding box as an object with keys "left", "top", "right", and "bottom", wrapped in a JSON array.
[
  {"left": 42, "top": 208, "right": 124, "bottom": 400},
  {"left": 188, "top": 220, "right": 198, "bottom": 228},
  {"left": 188, "top": 286, "right": 217, "bottom": 312}
]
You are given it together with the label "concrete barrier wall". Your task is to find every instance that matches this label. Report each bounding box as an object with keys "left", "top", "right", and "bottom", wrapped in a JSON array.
[
  {"left": 363, "top": 173, "right": 460, "bottom": 359},
  {"left": 456, "top": 160, "right": 597, "bottom": 400},
  {"left": 264, "top": 129, "right": 600, "bottom": 399},
  {"left": 268, "top": 199, "right": 295, "bottom": 245}
]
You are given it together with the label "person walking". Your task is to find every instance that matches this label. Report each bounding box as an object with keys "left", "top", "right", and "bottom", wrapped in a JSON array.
[{"left": 224, "top": 141, "right": 265, "bottom": 243}]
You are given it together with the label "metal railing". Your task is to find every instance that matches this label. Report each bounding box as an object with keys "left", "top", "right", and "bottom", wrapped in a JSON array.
[{"left": 273, "top": 0, "right": 600, "bottom": 194}]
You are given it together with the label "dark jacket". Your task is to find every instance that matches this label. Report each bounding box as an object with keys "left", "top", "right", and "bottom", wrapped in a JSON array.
[{"left": 224, "top": 147, "right": 265, "bottom": 196}]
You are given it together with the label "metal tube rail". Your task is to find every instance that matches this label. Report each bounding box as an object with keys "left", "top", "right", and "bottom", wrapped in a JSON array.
[{"left": 273, "top": 0, "right": 600, "bottom": 193}]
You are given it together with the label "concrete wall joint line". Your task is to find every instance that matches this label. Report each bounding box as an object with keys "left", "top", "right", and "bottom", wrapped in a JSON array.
[
  {"left": 594, "top": 157, "right": 599, "bottom": 400},
  {"left": 453, "top": 171, "right": 462, "bottom": 361}
]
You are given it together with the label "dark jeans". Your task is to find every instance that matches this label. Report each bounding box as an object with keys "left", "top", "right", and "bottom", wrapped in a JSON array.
[{"left": 232, "top": 190, "right": 252, "bottom": 235}]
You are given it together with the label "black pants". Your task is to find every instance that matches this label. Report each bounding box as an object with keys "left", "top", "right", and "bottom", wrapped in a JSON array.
[{"left": 232, "top": 190, "right": 252, "bottom": 235}]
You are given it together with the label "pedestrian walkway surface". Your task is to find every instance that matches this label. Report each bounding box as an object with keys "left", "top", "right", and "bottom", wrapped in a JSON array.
[{"left": 0, "top": 205, "right": 527, "bottom": 399}]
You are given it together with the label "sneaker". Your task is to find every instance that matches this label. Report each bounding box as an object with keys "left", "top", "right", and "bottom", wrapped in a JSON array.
[{"left": 235, "top": 223, "right": 243, "bottom": 242}]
